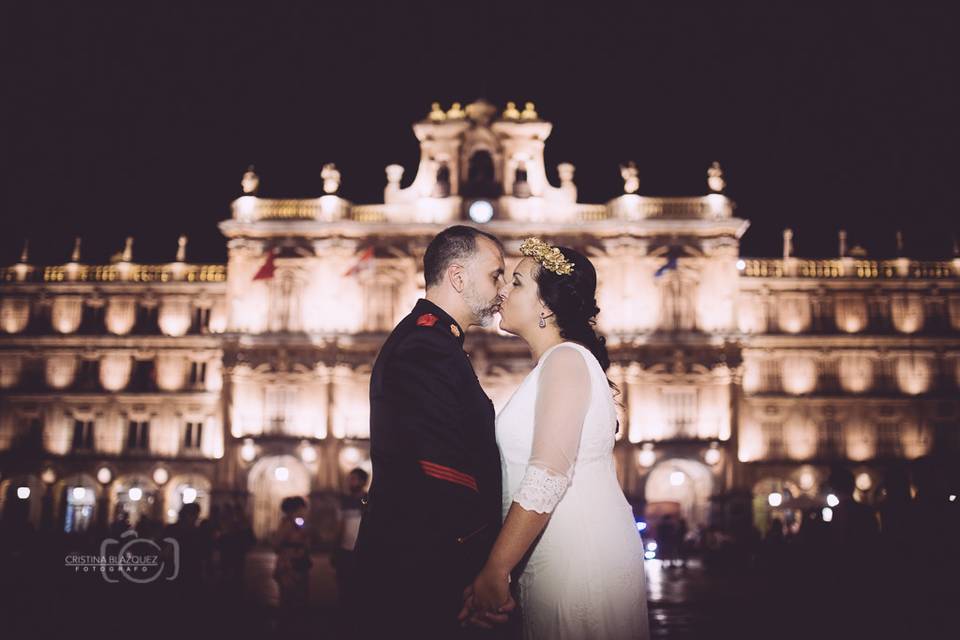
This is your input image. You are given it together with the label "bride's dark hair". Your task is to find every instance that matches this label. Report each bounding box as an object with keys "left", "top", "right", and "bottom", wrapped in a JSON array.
[{"left": 533, "top": 246, "right": 622, "bottom": 410}]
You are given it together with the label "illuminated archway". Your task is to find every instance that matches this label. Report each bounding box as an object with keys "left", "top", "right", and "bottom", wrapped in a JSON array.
[
  {"left": 644, "top": 458, "right": 713, "bottom": 527},
  {"left": 248, "top": 455, "right": 311, "bottom": 541}
]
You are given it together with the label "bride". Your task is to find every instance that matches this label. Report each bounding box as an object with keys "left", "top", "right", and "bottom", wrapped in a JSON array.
[{"left": 459, "top": 237, "right": 649, "bottom": 639}]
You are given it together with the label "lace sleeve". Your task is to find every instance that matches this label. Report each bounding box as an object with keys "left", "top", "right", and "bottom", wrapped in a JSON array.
[{"left": 513, "top": 346, "right": 591, "bottom": 514}]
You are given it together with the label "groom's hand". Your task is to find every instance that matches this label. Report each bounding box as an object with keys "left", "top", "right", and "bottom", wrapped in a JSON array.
[{"left": 459, "top": 585, "right": 514, "bottom": 629}]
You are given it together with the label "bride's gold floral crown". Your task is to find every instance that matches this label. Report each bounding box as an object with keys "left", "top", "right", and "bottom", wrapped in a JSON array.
[{"left": 519, "top": 237, "right": 574, "bottom": 276}]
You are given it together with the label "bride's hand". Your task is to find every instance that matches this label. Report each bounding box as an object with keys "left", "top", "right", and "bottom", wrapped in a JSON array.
[
  {"left": 470, "top": 562, "right": 514, "bottom": 615},
  {"left": 458, "top": 581, "right": 514, "bottom": 629}
]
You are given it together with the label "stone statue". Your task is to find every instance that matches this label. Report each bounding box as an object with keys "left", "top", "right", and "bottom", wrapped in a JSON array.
[
  {"left": 502, "top": 101, "right": 521, "bottom": 120},
  {"left": 783, "top": 228, "right": 794, "bottom": 259},
  {"left": 520, "top": 101, "right": 538, "bottom": 120},
  {"left": 838, "top": 229, "right": 847, "bottom": 258},
  {"left": 428, "top": 102, "right": 446, "bottom": 122},
  {"left": 620, "top": 161, "right": 640, "bottom": 194},
  {"left": 707, "top": 161, "right": 725, "bottom": 193},
  {"left": 71, "top": 237, "right": 82, "bottom": 263},
  {"left": 122, "top": 237, "right": 134, "bottom": 262},
  {"left": 176, "top": 235, "right": 187, "bottom": 262},
  {"left": 322, "top": 163, "right": 341, "bottom": 195},
  {"left": 446, "top": 102, "right": 465, "bottom": 119},
  {"left": 241, "top": 165, "right": 259, "bottom": 195}
]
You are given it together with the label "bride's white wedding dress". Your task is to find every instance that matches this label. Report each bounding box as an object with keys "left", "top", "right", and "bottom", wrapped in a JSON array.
[{"left": 496, "top": 341, "right": 649, "bottom": 640}]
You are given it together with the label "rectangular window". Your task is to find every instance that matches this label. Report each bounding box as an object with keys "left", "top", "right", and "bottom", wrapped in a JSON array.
[
  {"left": 71, "top": 419, "right": 95, "bottom": 451},
  {"left": 762, "top": 422, "right": 785, "bottom": 459},
  {"left": 126, "top": 420, "right": 150, "bottom": 451},
  {"left": 188, "top": 361, "right": 207, "bottom": 386},
  {"left": 183, "top": 421, "right": 204, "bottom": 449}
]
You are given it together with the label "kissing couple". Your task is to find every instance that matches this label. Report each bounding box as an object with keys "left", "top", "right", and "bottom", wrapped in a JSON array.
[{"left": 355, "top": 225, "right": 649, "bottom": 639}]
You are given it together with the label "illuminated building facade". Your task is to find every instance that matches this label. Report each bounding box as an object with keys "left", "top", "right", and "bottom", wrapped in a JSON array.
[{"left": 2, "top": 99, "right": 958, "bottom": 540}]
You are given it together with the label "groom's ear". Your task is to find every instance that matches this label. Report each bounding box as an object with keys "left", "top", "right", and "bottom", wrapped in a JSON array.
[{"left": 447, "top": 263, "right": 465, "bottom": 293}]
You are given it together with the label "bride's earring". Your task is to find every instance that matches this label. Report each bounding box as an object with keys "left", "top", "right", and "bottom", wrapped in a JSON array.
[{"left": 539, "top": 314, "right": 546, "bottom": 329}]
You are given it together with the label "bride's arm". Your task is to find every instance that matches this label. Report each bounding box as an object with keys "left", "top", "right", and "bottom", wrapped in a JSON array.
[{"left": 466, "top": 346, "right": 591, "bottom": 615}]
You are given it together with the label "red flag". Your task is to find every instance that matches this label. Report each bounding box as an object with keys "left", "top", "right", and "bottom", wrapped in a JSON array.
[
  {"left": 253, "top": 248, "right": 277, "bottom": 280},
  {"left": 342, "top": 246, "right": 374, "bottom": 277}
]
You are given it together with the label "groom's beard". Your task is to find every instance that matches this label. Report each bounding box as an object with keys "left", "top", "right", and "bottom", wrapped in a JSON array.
[{"left": 465, "top": 288, "right": 500, "bottom": 328}]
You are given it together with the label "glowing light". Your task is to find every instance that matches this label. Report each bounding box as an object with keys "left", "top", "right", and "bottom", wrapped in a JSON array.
[
  {"left": 128, "top": 487, "right": 142, "bottom": 502},
  {"left": 646, "top": 541, "right": 658, "bottom": 552},
  {"left": 638, "top": 446, "right": 656, "bottom": 468},
  {"left": 240, "top": 438, "right": 257, "bottom": 462},
  {"left": 17, "top": 486, "right": 30, "bottom": 500},
  {"left": 153, "top": 467, "right": 169, "bottom": 485},
  {"left": 294, "top": 517, "right": 305, "bottom": 527},
  {"left": 339, "top": 445, "right": 364, "bottom": 471},
  {"left": 826, "top": 493, "right": 839, "bottom": 507},
  {"left": 636, "top": 521, "right": 647, "bottom": 532},
  {"left": 736, "top": 259, "right": 746, "bottom": 271},
  {"left": 822, "top": 507, "right": 834, "bottom": 522},
  {"left": 855, "top": 473, "right": 872, "bottom": 492},
  {"left": 950, "top": 495, "right": 957, "bottom": 503},
  {"left": 97, "top": 467, "right": 113, "bottom": 484},
  {"left": 167, "top": 509, "right": 178, "bottom": 520},
  {"left": 72, "top": 487, "right": 87, "bottom": 501},
  {"left": 768, "top": 492, "right": 783, "bottom": 507},
  {"left": 182, "top": 487, "right": 197, "bottom": 504},
  {"left": 669, "top": 471, "right": 686, "bottom": 486},
  {"left": 274, "top": 466, "right": 290, "bottom": 482},
  {"left": 644, "top": 551, "right": 656, "bottom": 560},
  {"left": 799, "top": 470, "right": 815, "bottom": 491},
  {"left": 704, "top": 447, "right": 721, "bottom": 466},
  {"left": 41, "top": 468, "right": 57, "bottom": 485},
  {"left": 468, "top": 200, "right": 494, "bottom": 223},
  {"left": 300, "top": 443, "right": 317, "bottom": 464}
]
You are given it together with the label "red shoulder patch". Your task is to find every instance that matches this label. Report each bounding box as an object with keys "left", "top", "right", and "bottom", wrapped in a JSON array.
[{"left": 416, "top": 313, "right": 439, "bottom": 327}]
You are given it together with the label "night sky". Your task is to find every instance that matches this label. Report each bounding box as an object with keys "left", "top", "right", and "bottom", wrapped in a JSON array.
[{"left": 4, "top": 2, "right": 959, "bottom": 265}]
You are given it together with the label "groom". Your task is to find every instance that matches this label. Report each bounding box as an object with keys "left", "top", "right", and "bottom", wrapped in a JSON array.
[{"left": 355, "top": 225, "right": 513, "bottom": 638}]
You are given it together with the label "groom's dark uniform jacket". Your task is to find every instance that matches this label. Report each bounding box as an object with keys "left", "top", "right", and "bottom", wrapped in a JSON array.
[{"left": 355, "top": 298, "right": 503, "bottom": 638}]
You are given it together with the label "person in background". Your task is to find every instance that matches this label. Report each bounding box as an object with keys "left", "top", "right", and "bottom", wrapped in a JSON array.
[
  {"left": 332, "top": 468, "right": 369, "bottom": 637},
  {"left": 272, "top": 496, "right": 311, "bottom": 632}
]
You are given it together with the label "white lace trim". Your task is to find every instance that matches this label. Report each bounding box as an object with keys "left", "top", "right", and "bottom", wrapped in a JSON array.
[{"left": 513, "top": 465, "right": 569, "bottom": 514}]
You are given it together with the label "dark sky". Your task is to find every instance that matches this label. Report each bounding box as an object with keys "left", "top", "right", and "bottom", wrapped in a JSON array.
[{"left": 3, "top": 2, "right": 959, "bottom": 264}]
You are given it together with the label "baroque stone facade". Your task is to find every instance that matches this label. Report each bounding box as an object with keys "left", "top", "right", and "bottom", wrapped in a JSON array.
[{"left": 2, "top": 99, "right": 958, "bottom": 540}]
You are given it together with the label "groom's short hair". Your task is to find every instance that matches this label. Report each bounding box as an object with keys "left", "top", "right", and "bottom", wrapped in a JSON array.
[{"left": 423, "top": 225, "right": 503, "bottom": 288}]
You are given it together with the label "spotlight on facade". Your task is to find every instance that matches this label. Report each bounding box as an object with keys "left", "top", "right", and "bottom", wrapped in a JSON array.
[
  {"left": 669, "top": 471, "right": 686, "bottom": 486},
  {"left": 855, "top": 472, "right": 872, "bottom": 492},
  {"left": 638, "top": 445, "right": 656, "bottom": 468},
  {"left": 822, "top": 507, "right": 834, "bottom": 522},
  {"left": 128, "top": 487, "right": 143, "bottom": 502},
  {"left": 96, "top": 467, "right": 112, "bottom": 484},
  {"left": 300, "top": 442, "right": 317, "bottom": 464},
  {"left": 274, "top": 466, "right": 290, "bottom": 482},
  {"left": 240, "top": 438, "right": 256, "bottom": 462},
  {"left": 826, "top": 493, "right": 839, "bottom": 507},
  {"left": 468, "top": 200, "right": 494, "bottom": 223},
  {"left": 768, "top": 492, "right": 783, "bottom": 507},
  {"left": 16, "top": 486, "right": 30, "bottom": 500},
  {"left": 704, "top": 444, "right": 721, "bottom": 466},
  {"left": 72, "top": 487, "right": 87, "bottom": 501},
  {"left": 182, "top": 487, "right": 197, "bottom": 504},
  {"left": 153, "top": 467, "right": 169, "bottom": 486}
]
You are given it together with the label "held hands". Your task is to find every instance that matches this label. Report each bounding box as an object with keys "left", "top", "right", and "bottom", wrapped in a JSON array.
[{"left": 458, "top": 563, "right": 516, "bottom": 629}]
